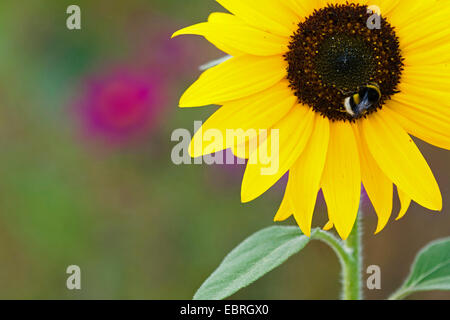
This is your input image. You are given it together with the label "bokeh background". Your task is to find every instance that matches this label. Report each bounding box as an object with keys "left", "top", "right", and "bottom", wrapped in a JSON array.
[{"left": 0, "top": 0, "right": 448, "bottom": 300}]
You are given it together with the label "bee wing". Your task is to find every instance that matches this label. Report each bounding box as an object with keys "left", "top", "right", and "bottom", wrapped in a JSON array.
[{"left": 358, "top": 97, "right": 373, "bottom": 113}]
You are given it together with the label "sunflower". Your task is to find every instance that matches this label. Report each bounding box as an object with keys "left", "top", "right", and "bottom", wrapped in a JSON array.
[{"left": 173, "top": 0, "right": 450, "bottom": 239}]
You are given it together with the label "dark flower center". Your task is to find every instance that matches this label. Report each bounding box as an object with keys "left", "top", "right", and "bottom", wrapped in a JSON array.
[{"left": 285, "top": 3, "right": 404, "bottom": 121}]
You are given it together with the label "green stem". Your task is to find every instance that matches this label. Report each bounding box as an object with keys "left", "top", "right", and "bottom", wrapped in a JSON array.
[
  {"left": 314, "top": 230, "right": 352, "bottom": 268},
  {"left": 312, "top": 208, "right": 364, "bottom": 300},
  {"left": 342, "top": 213, "right": 363, "bottom": 300}
]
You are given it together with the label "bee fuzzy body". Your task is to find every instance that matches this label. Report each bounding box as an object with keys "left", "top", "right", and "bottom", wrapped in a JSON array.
[{"left": 344, "top": 84, "right": 381, "bottom": 118}]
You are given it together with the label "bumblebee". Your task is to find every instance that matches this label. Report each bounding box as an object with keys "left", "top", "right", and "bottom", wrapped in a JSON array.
[{"left": 343, "top": 84, "right": 381, "bottom": 118}]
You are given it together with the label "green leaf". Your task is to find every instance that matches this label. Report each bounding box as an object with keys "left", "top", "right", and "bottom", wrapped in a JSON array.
[
  {"left": 390, "top": 237, "right": 450, "bottom": 299},
  {"left": 194, "top": 226, "right": 314, "bottom": 300}
]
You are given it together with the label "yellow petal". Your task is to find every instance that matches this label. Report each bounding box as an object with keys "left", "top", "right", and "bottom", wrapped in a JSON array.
[
  {"left": 353, "top": 124, "right": 393, "bottom": 234},
  {"left": 405, "top": 45, "right": 450, "bottom": 66},
  {"left": 180, "top": 55, "right": 286, "bottom": 107},
  {"left": 231, "top": 140, "right": 251, "bottom": 160},
  {"left": 172, "top": 23, "right": 242, "bottom": 57},
  {"left": 284, "top": 0, "right": 316, "bottom": 19},
  {"left": 362, "top": 110, "right": 442, "bottom": 211},
  {"left": 385, "top": 1, "right": 436, "bottom": 42},
  {"left": 173, "top": 12, "right": 289, "bottom": 56},
  {"left": 374, "top": 0, "right": 401, "bottom": 16},
  {"left": 230, "top": 123, "right": 270, "bottom": 160},
  {"left": 216, "top": 0, "right": 299, "bottom": 37},
  {"left": 241, "top": 105, "right": 315, "bottom": 203},
  {"left": 393, "top": 83, "right": 450, "bottom": 124},
  {"left": 401, "top": 64, "right": 450, "bottom": 92},
  {"left": 188, "top": 80, "right": 296, "bottom": 157},
  {"left": 274, "top": 176, "right": 294, "bottom": 222},
  {"left": 387, "top": 1, "right": 450, "bottom": 66},
  {"left": 397, "top": 187, "right": 412, "bottom": 221},
  {"left": 323, "top": 221, "right": 334, "bottom": 231},
  {"left": 290, "top": 114, "right": 330, "bottom": 237},
  {"left": 321, "top": 121, "right": 361, "bottom": 240},
  {"left": 387, "top": 100, "right": 450, "bottom": 150},
  {"left": 398, "top": 3, "right": 450, "bottom": 53}
]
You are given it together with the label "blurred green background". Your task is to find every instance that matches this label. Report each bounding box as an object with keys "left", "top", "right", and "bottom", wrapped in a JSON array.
[{"left": 0, "top": 0, "right": 448, "bottom": 299}]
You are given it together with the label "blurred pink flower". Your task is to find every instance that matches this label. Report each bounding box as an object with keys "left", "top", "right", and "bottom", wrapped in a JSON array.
[{"left": 74, "top": 68, "right": 166, "bottom": 145}]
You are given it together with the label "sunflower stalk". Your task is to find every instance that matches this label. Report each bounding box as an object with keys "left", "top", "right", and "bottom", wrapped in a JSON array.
[
  {"left": 313, "top": 215, "right": 363, "bottom": 300},
  {"left": 342, "top": 213, "right": 363, "bottom": 300}
]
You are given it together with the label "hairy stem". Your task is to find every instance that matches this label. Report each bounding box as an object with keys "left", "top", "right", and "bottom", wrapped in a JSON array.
[{"left": 342, "top": 213, "right": 363, "bottom": 300}]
